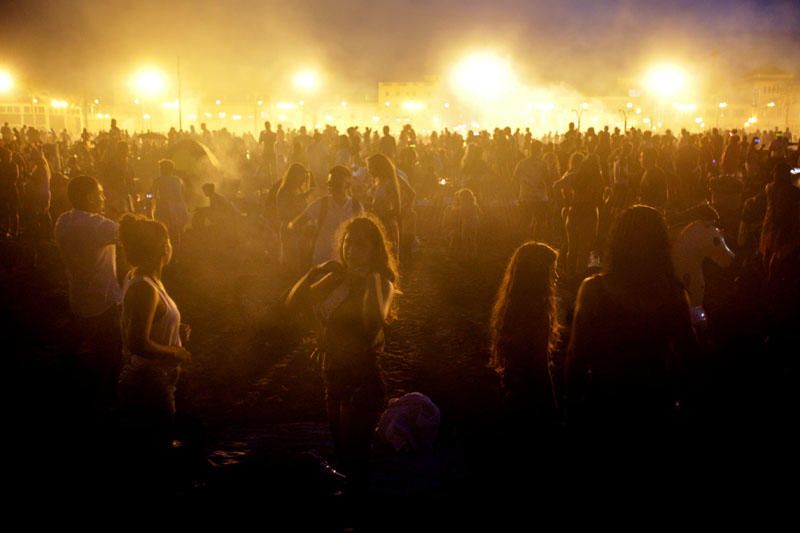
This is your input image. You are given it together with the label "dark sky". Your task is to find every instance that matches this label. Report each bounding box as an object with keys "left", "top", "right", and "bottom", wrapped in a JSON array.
[{"left": 1, "top": 0, "right": 799, "bottom": 98}]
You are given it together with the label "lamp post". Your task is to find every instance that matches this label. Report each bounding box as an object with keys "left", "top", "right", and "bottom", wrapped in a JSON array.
[
  {"left": 717, "top": 102, "right": 727, "bottom": 128},
  {"left": 571, "top": 109, "right": 580, "bottom": 130}
]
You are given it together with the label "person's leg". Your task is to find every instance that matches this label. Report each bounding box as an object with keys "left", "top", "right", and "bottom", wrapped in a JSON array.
[
  {"left": 572, "top": 213, "right": 594, "bottom": 279},
  {"left": 532, "top": 201, "right": 548, "bottom": 241},
  {"left": 326, "top": 390, "right": 346, "bottom": 466},
  {"left": 339, "top": 377, "right": 384, "bottom": 493},
  {"left": 519, "top": 201, "right": 534, "bottom": 238},
  {"left": 95, "top": 305, "right": 122, "bottom": 411},
  {"left": 338, "top": 402, "right": 380, "bottom": 494},
  {"left": 565, "top": 212, "right": 577, "bottom": 277}
]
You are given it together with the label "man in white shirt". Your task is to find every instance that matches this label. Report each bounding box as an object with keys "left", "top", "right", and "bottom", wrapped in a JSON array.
[
  {"left": 152, "top": 159, "right": 189, "bottom": 248},
  {"left": 55, "top": 175, "right": 122, "bottom": 412},
  {"left": 513, "top": 141, "right": 549, "bottom": 239},
  {"left": 289, "top": 166, "right": 363, "bottom": 266}
]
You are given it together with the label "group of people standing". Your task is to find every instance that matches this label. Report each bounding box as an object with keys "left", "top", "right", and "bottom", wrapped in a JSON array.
[{"left": 3, "top": 115, "right": 799, "bottom": 498}]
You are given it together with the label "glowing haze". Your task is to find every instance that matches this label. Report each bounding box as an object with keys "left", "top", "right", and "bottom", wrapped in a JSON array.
[{"left": 1, "top": 0, "right": 798, "bottom": 132}]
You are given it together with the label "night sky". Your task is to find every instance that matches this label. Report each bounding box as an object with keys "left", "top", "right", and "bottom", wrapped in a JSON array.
[{"left": 1, "top": 0, "right": 799, "bottom": 97}]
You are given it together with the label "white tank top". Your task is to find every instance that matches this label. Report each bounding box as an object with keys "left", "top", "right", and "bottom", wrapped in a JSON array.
[{"left": 121, "top": 274, "right": 182, "bottom": 361}]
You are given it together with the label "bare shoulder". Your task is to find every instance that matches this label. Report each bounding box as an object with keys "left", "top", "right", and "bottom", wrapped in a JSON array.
[
  {"left": 576, "top": 274, "right": 605, "bottom": 304},
  {"left": 124, "top": 278, "right": 158, "bottom": 308}
]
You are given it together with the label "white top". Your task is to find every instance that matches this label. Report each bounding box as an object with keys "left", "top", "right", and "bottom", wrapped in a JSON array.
[
  {"left": 121, "top": 274, "right": 182, "bottom": 359},
  {"left": 516, "top": 158, "right": 549, "bottom": 203},
  {"left": 54, "top": 209, "right": 122, "bottom": 318},
  {"left": 300, "top": 196, "right": 363, "bottom": 265}
]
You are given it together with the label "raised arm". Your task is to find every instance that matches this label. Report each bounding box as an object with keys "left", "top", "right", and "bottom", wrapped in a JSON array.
[
  {"left": 285, "top": 260, "right": 345, "bottom": 310},
  {"left": 362, "top": 273, "right": 394, "bottom": 336}
]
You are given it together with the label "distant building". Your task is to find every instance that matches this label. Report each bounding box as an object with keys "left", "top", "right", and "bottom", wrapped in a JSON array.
[
  {"left": 736, "top": 66, "right": 800, "bottom": 130},
  {"left": 0, "top": 100, "right": 84, "bottom": 132}
]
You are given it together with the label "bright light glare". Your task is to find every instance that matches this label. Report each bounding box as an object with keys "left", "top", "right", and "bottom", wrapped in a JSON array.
[
  {"left": 132, "top": 69, "right": 166, "bottom": 96},
  {"left": 645, "top": 64, "right": 687, "bottom": 98},
  {"left": 767, "top": 101, "right": 776, "bottom": 108},
  {"left": 672, "top": 102, "right": 697, "bottom": 112},
  {"left": 276, "top": 102, "right": 295, "bottom": 110},
  {"left": 293, "top": 70, "right": 319, "bottom": 92},
  {"left": 50, "top": 99, "right": 68, "bottom": 109},
  {"left": 451, "top": 53, "right": 514, "bottom": 101},
  {"left": 718, "top": 102, "right": 728, "bottom": 108},
  {"left": 0, "top": 70, "right": 13, "bottom": 93},
  {"left": 402, "top": 101, "right": 426, "bottom": 111}
]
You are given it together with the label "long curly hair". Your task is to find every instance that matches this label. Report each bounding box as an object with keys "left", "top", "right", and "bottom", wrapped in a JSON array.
[
  {"left": 490, "top": 241, "right": 559, "bottom": 375},
  {"left": 335, "top": 214, "right": 399, "bottom": 286}
]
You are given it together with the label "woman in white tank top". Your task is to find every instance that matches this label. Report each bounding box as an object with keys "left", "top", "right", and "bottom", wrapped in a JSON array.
[{"left": 117, "top": 214, "right": 191, "bottom": 430}]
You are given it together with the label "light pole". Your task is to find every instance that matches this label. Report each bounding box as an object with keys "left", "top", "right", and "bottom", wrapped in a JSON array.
[
  {"left": 619, "top": 108, "right": 628, "bottom": 132},
  {"left": 177, "top": 56, "right": 183, "bottom": 131},
  {"left": 717, "top": 102, "right": 727, "bottom": 128},
  {"left": 571, "top": 108, "right": 584, "bottom": 130}
]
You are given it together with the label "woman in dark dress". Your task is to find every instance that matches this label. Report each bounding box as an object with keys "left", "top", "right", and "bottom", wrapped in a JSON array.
[{"left": 287, "top": 215, "right": 397, "bottom": 492}]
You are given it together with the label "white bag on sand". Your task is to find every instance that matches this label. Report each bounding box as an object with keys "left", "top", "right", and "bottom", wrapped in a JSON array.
[{"left": 377, "top": 392, "right": 440, "bottom": 453}]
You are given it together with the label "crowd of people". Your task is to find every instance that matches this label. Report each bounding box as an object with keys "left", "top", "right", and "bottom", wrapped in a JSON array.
[{"left": 2, "top": 114, "right": 799, "bottom": 499}]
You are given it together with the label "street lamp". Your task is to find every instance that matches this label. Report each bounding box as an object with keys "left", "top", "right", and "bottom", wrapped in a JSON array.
[
  {"left": 132, "top": 68, "right": 166, "bottom": 97},
  {"left": 564, "top": 103, "right": 589, "bottom": 130},
  {"left": 644, "top": 64, "right": 687, "bottom": 99},
  {"left": 0, "top": 70, "right": 13, "bottom": 94},
  {"left": 292, "top": 70, "right": 319, "bottom": 93},
  {"left": 717, "top": 102, "right": 727, "bottom": 127},
  {"left": 450, "top": 52, "right": 514, "bottom": 102}
]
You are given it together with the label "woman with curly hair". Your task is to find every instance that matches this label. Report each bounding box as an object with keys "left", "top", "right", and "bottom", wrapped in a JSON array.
[
  {"left": 287, "top": 214, "right": 398, "bottom": 492},
  {"left": 490, "top": 241, "right": 561, "bottom": 419}
]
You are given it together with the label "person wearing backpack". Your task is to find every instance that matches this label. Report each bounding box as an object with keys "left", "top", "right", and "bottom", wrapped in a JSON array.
[{"left": 288, "top": 165, "right": 364, "bottom": 266}]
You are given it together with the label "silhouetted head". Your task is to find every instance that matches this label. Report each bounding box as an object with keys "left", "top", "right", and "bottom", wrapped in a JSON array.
[
  {"left": 119, "top": 214, "right": 172, "bottom": 273},
  {"left": 158, "top": 159, "right": 175, "bottom": 176},
  {"left": 336, "top": 214, "right": 398, "bottom": 283},
  {"left": 607, "top": 205, "right": 675, "bottom": 285},
  {"left": 327, "top": 165, "right": 351, "bottom": 197},
  {"left": 67, "top": 175, "right": 104, "bottom": 213}
]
